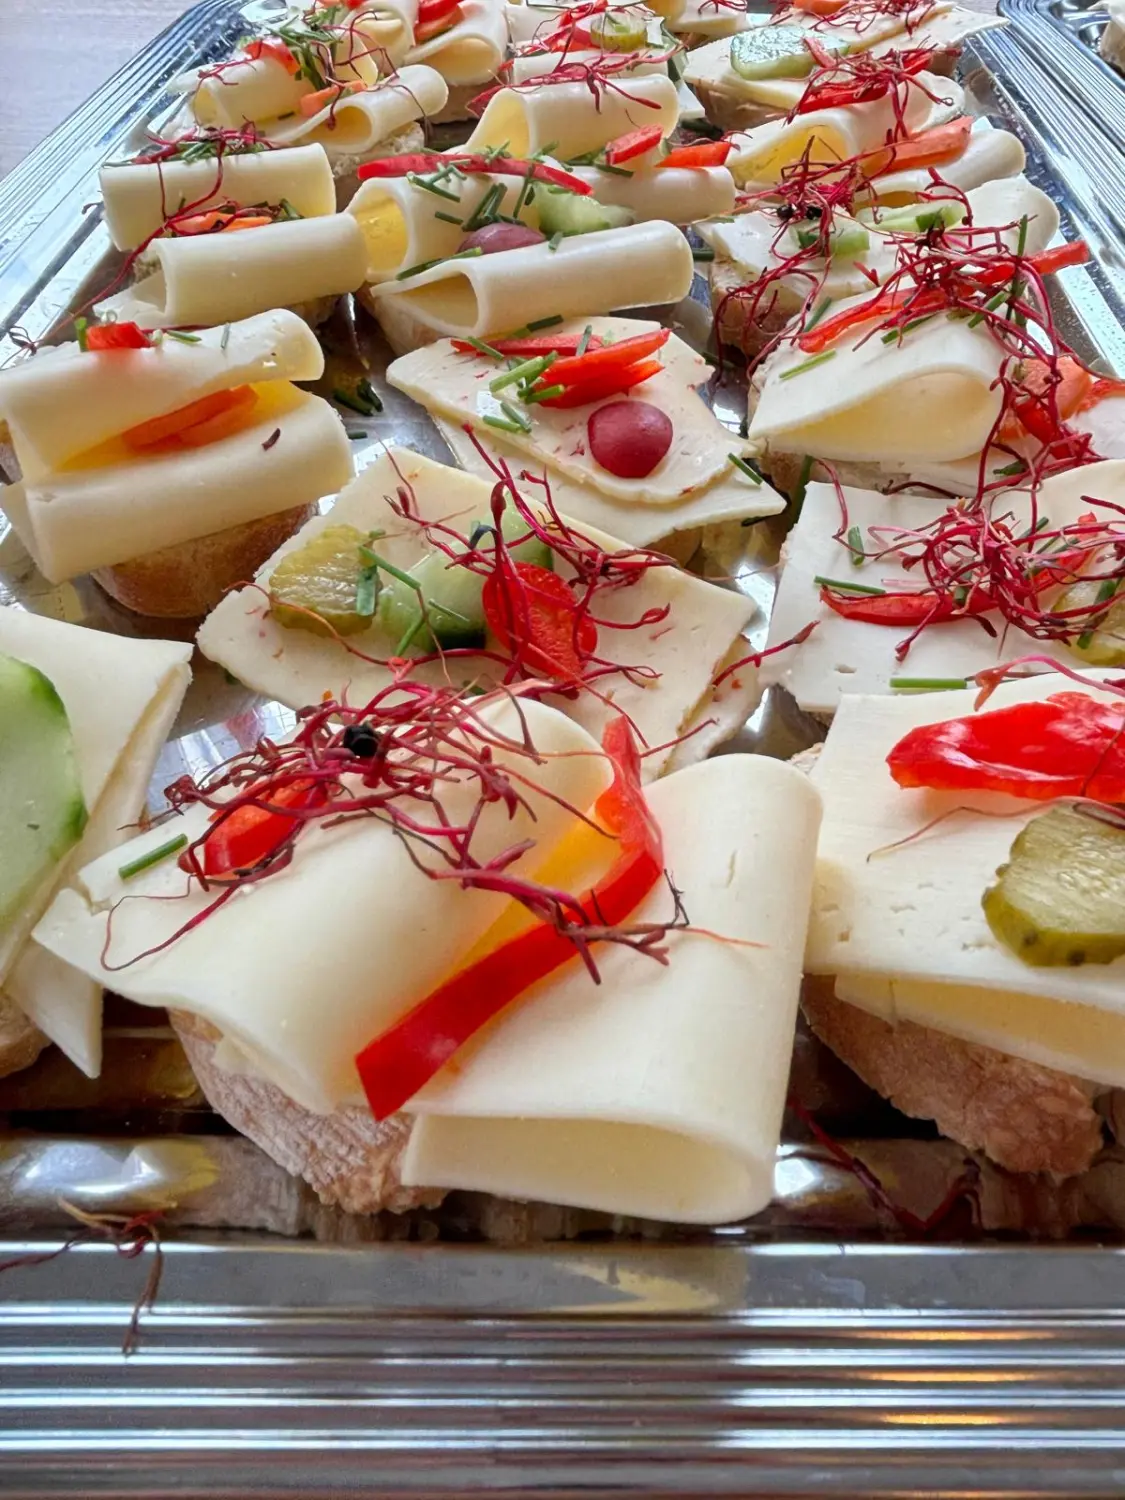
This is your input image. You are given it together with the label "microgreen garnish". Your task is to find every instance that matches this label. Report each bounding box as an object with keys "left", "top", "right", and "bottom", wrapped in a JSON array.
[
  {"left": 118, "top": 834, "right": 189, "bottom": 882},
  {"left": 780, "top": 350, "right": 837, "bottom": 380},
  {"left": 846, "top": 525, "right": 864, "bottom": 566},
  {"left": 728, "top": 452, "right": 763, "bottom": 485},
  {"left": 889, "top": 677, "right": 969, "bottom": 692},
  {"left": 527, "top": 314, "right": 564, "bottom": 331},
  {"left": 164, "top": 330, "right": 201, "bottom": 343},
  {"left": 814, "top": 575, "right": 886, "bottom": 595}
]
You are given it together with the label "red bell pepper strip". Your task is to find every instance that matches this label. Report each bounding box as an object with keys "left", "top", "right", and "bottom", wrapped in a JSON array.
[
  {"left": 819, "top": 585, "right": 994, "bottom": 626},
  {"left": 534, "top": 357, "right": 664, "bottom": 407},
  {"left": 355, "top": 715, "right": 663, "bottom": 1119},
  {"left": 482, "top": 560, "right": 597, "bottom": 678},
  {"left": 84, "top": 321, "right": 153, "bottom": 351},
  {"left": 795, "top": 50, "right": 933, "bottom": 114},
  {"left": 792, "top": 0, "right": 847, "bottom": 14},
  {"left": 1076, "top": 375, "right": 1125, "bottom": 413},
  {"left": 545, "top": 327, "right": 669, "bottom": 385},
  {"left": 120, "top": 386, "right": 258, "bottom": 452},
  {"left": 357, "top": 152, "right": 593, "bottom": 194},
  {"left": 797, "top": 286, "right": 931, "bottom": 354},
  {"left": 971, "top": 240, "right": 1090, "bottom": 291},
  {"left": 245, "top": 37, "right": 300, "bottom": 74},
  {"left": 657, "top": 140, "right": 733, "bottom": 169},
  {"left": 604, "top": 125, "right": 665, "bottom": 165},
  {"left": 999, "top": 356, "right": 1095, "bottom": 445},
  {"left": 887, "top": 692, "right": 1125, "bottom": 802},
  {"left": 417, "top": 0, "right": 462, "bottom": 23},
  {"left": 451, "top": 332, "right": 605, "bottom": 357},
  {"left": 413, "top": 5, "right": 464, "bottom": 42},
  {"left": 191, "top": 778, "right": 329, "bottom": 878}
]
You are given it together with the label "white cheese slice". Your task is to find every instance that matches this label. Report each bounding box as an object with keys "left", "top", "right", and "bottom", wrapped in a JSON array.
[
  {"left": 266, "top": 67, "right": 449, "bottom": 158},
  {"left": 196, "top": 447, "right": 758, "bottom": 776},
  {"left": 867, "top": 121, "right": 1025, "bottom": 204},
  {"left": 193, "top": 54, "right": 312, "bottom": 130},
  {"left": 348, "top": 172, "right": 532, "bottom": 282},
  {"left": 0, "top": 608, "right": 192, "bottom": 1060},
  {"left": 0, "top": 309, "right": 324, "bottom": 478},
  {"left": 682, "top": 37, "right": 806, "bottom": 113},
  {"left": 16, "top": 391, "right": 352, "bottom": 582},
  {"left": 727, "top": 74, "right": 957, "bottom": 188},
  {"left": 464, "top": 73, "right": 680, "bottom": 157},
  {"left": 366, "top": 220, "right": 694, "bottom": 339},
  {"left": 865, "top": 4, "right": 1007, "bottom": 55},
  {"left": 762, "top": 464, "right": 1125, "bottom": 716},
  {"left": 749, "top": 295, "right": 1003, "bottom": 464},
  {"left": 503, "top": 0, "right": 664, "bottom": 45},
  {"left": 570, "top": 163, "right": 735, "bottom": 223},
  {"left": 35, "top": 699, "right": 613, "bottom": 1115},
  {"left": 4, "top": 944, "right": 103, "bottom": 1079},
  {"left": 97, "top": 215, "right": 368, "bottom": 330},
  {"left": 805, "top": 673, "right": 1125, "bottom": 1018},
  {"left": 669, "top": 0, "right": 749, "bottom": 39},
  {"left": 435, "top": 415, "right": 785, "bottom": 544},
  {"left": 402, "top": 753, "right": 823, "bottom": 1224},
  {"left": 338, "top": 8, "right": 418, "bottom": 76},
  {"left": 751, "top": 1, "right": 1002, "bottom": 55},
  {"left": 507, "top": 50, "right": 668, "bottom": 84},
  {"left": 406, "top": 0, "right": 508, "bottom": 82},
  {"left": 99, "top": 144, "right": 337, "bottom": 254}
]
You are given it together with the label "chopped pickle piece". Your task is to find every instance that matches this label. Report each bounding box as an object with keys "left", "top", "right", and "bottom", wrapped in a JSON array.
[
  {"left": 982, "top": 804, "right": 1125, "bottom": 966},
  {"left": 729, "top": 25, "right": 845, "bottom": 80},
  {"left": 269, "top": 524, "right": 375, "bottom": 638},
  {"left": 589, "top": 10, "right": 649, "bottom": 50},
  {"left": 1054, "top": 576, "right": 1125, "bottom": 665}
]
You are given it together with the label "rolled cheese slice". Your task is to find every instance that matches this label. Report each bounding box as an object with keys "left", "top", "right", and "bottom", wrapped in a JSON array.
[
  {"left": 35, "top": 698, "right": 613, "bottom": 1115},
  {"left": 100, "top": 144, "right": 336, "bottom": 254},
  {"left": 336, "top": 9, "right": 418, "bottom": 78},
  {"left": 402, "top": 754, "right": 823, "bottom": 1224},
  {"left": 407, "top": 0, "right": 508, "bottom": 83},
  {"left": 389, "top": 315, "right": 752, "bottom": 504},
  {"left": 727, "top": 74, "right": 958, "bottom": 188},
  {"left": 507, "top": 49, "right": 668, "bottom": 84},
  {"left": 0, "top": 607, "right": 192, "bottom": 1063},
  {"left": 15, "top": 390, "right": 352, "bottom": 582},
  {"left": 196, "top": 446, "right": 759, "bottom": 776},
  {"left": 368, "top": 219, "right": 693, "bottom": 339},
  {"left": 749, "top": 296, "right": 1004, "bottom": 465},
  {"left": 0, "top": 309, "right": 324, "bottom": 478},
  {"left": 465, "top": 73, "right": 680, "bottom": 158},
  {"left": 96, "top": 216, "right": 368, "bottom": 330},
  {"left": 571, "top": 163, "right": 734, "bottom": 223},
  {"left": 267, "top": 67, "right": 449, "bottom": 156},
  {"left": 867, "top": 124, "right": 1025, "bottom": 205},
  {"left": 193, "top": 55, "right": 313, "bottom": 129},
  {"left": 348, "top": 172, "right": 531, "bottom": 281},
  {"left": 762, "top": 463, "right": 1120, "bottom": 716}
]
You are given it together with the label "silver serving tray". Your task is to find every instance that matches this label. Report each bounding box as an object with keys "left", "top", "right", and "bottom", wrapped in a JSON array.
[{"left": 6, "top": 4, "right": 1125, "bottom": 1488}]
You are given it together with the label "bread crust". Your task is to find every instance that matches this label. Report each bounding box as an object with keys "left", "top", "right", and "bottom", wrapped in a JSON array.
[
  {"left": 0, "top": 992, "right": 49, "bottom": 1080},
  {"left": 170, "top": 1011, "right": 444, "bottom": 1215},
  {"left": 92, "top": 504, "right": 315, "bottom": 619},
  {"left": 802, "top": 980, "right": 1104, "bottom": 1177},
  {"left": 711, "top": 255, "right": 801, "bottom": 359},
  {"left": 688, "top": 79, "right": 782, "bottom": 134}
]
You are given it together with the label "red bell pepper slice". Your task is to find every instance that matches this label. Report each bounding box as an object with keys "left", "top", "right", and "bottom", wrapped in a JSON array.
[
  {"left": 999, "top": 356, "right": 1095, "bottom": 445},
  {"left": 972, "top": 240, "right": 1090, "bottom": 291},
  {"left": 482, "top": 560, "right": 597, "bottom": 679},
  {"left": 604, "top": 125, "right": 664, "bottom": 165},
  {"left": 797, "top": 287, "right": 924, "bottom": 354},
  {"left": 245, "top": 37, "right": 300, "bottom": 74},
  {"left": 545, "top": 327, "right": 669, "bottom": 385},
  {"left": 357, "top": 153, "right": 593, "bottom": 195},
  {"left": 887, "top": 692, "right": 1125, "bottom": 802},
  {"left": 819, "top": 585, "right": 993, "bottom": 627},
  {"left": 657, "top": 140, "right": 733, "bottom": 169},
  {"left": 354, "top": 715, "right": 663, "bottom": 1119},
  {"left": 413, "top": 5, "right": 464, "bottom": 42},
  {"left": 792, "top": 0, "right": 847, "bottom": 13},
  {"left": 192, "top": 778, "right": 329, "bottom": 878},
  {"left": 451, "top": 332, "right": 605, "bottom": 357},
  {"left": 534, "top": 357, "right": 664, "bottom": 407},
  {"left": 417, "top": 0, "right": 462, "bottom": 23},
  {"left": 84, "top": 321, "right": 153, "bottom": 351}
]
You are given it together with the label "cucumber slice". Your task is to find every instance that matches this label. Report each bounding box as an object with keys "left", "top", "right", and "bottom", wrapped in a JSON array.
[
  {"left": 1054, "top": 577, "right": 1125, "bottom": 665},
  {"left": 789, "top": 222, "right": 870, "bottom": 261},
  {"left": 982, "top": 805, "right": 1125, "bottom": 967},
  {"left": 729, "top": 25, "right": 846, "bottom": 80},
  {"left": 589, "top": 10, "right": 648, "bottom": 50},
  {"left": 269, "top": 524, "right": 376, "bottom": 638},
  {"left": 536, "top": 189, "right": 634, "bottom": 237},
  {"left": 0, "top": 652, "right": 87, "bottom": 929},
  {"left": 862, "top": 202, "right": 966, "bottom": 235}
]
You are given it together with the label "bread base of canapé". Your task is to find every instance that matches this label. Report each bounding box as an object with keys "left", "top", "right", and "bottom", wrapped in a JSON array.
[
  {"left": 0, "top": 992, "right": 49, "bottom": 1080},
  {"left": 92, "top": 504, "right": 316, "bottom": 619},
  {"left": 710, "top": 255, "right": 802, "bottom": 360}
]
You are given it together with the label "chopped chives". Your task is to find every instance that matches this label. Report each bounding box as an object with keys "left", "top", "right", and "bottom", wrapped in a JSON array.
[
  {"left": 804, "top": 295, "right": 833, "bottom": 333},
  {"left": 967, "top": 287, "right": 1013, "bottom": 327},
  {"left": 466, "top": 336, "right": 503, "bottom": 359},
  {"left": 780, "top": 350, "right": 837, "bottom": 381},
  {"left": 577, "top": 324, "right": 593, "bottom": 357},
  {"left": 527, "top": 314, "right": 564, "bottom": 331},
  {"left": 164, "top": 329, "right": 201, "bottom": 343},
  {"left": 489, "top": 354, "right": 556, "bottom": 392},
  {"left": 483, "top": 414, "right": 524, "bottom": 433},
  {"left": 728, "top": 452, "right": 762, "bottom": 484},
  {"left": 118, "top": 833, "right": 188, "bottom": 882},
  {"left": 846, "top": 524, "right": 864, "bottom": 566},
  {"left": 407, "top": 172, "right": 460, "bottom": 201},
  {"left": 334, "top": 387, "right": 376, "bottom": 415},
  {"left": 881, "top": 313, "right": 935, "bottom": 344},
  {"left": 500, "top": 399, "right": 532, "bottom": 431},
  {"left": 346, "top": 428, "right": 367, "bottom": 440},
  {"left": 548, "top": 232, "right": 564, "bottom": 251},
  {"left": 792, "top": 454, "right": 813, "bottom": 518},
  {"left": 395, "top": 612, "right": 427, "bottom": 654},
  {"left": 524, "top": 383, "right": 565, "bottom": 404},
  {"left": 74, "top": 316, "right": 89, "bottom": 351},
  {"left": 1077, "top": 578, "right": 1120, "bottom": 647},
  {"left": 358, "top": 546, "right": 420, "bottom": 592},
  {"left": 1016, "top": 213, "right": 1028, "bottom": 258},
  {"left": 278, "top": 197, "right": 301, "bottom": 219},
  {"left": 462, "top": 181, "right": 505, "bottom": 231},
  {"left": 354, "top": 568, "right": 378, "bottom": 617},
  {"left": 890, "top": 676, "right": 969, "bottom": 692},
  {"left": 814, "top": 575, "right": 886, "bottom": 596},
  {"left": 595, "top": 162, "right": 634, "bottom": 177},
  {"left": 356, "top": 377, "right": 382, "bottom": 412},
  {"left": 993, "top": 459, "right": 1028, "bottom": 477},
  {"left": 220, "top": 323, "right": 231, "bottom": 350},
  {"left": 692, "top": 245, "right": 715, "bottom": 262},
  {"left": 395, "top": 246, "right": 483, "bottom": 280},
  {"left": 434, "top": 210, "right": 463, "bottom": 225}
]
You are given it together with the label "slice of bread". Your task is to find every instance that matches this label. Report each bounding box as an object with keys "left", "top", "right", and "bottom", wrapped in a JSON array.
[
  {"left": 171, "top": 1011, "right": 444, "bottom": 1214},
  {"left": 356, "top": 280, "right": 442, "bottom": 358},
  {"left": 711, "top": 254, "right": 802, "bottom": 358},
  {"left": 801, "top": 979, "right": 1104, "bottom": 1177},
  {"left": 0, "top": 992, "right": 49, "bottom": 1080},
  {"left": 687, "top": 78, "right": 783, "bottom": 133},
  {"left": 1101, "top": 17, "right": 1125, "bottom": 71}
]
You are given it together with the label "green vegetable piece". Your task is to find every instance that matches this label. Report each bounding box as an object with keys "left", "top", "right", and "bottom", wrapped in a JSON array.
[
  {"left": 0, "top": 652, "right": 87, "bottom": 929},
  {"left": 1055, "top": 575, "right": 1125, "bottom": 664},
  {"left": 729, "top": 25, "right": 845, "bottom": 80},
  {"left": 269, "top": 524, "right": 377, "bottom": 637},
  {"left": 982, "top": 805, "right": 1125, "bottom": 967},
  {"left": 862, "top": 201, "right": 967, "bottom": 235},
  {"left": 589, "top": 9, "right": 649, "bottom": 50},
  {"left": 535, "top": 191, "right": 634, "bottom": 238}
]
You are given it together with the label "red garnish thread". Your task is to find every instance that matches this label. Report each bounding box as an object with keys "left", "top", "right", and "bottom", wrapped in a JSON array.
[
  {"left": 771, "top": 0, "right": 941, "bottom": 39},
  {"left": 467, "top": 50, "right": 676, "bottom": 117},
  {"left": 502, "top": 0, "right": 671, "bottom": 70},
  {"left": 129, "top": 123, "right": 274, "bottom": 166},
  {"left": 712, "top": 619, "right": 820, "bottom": 687},
  {"left": 786, "top": 42, "right": 942, "bottom": 124},
  {"left": 196, "top": 4, "right": 395, "bottom": 103}
]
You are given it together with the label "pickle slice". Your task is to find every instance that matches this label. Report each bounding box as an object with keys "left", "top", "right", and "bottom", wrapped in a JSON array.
[
  {"left": 589, "top": 10, "right": 649, "bottom": 50},
  {"left": 1054, "top": 576, "right": 1125, "bottom": 665},
  {"left": 729, "top": 25, "right": 846, "bottom": 80},
  {"left": 269, "top": 524, "right": 374, "bottom": 637},
  {"left": 982, "top": 804, "right": 1125, "bottom": 966}
]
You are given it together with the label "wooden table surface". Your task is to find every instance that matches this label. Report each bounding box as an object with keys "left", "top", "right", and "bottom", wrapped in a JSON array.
[{"left": 0, "top": 0, "right": 187, "bottom": 179}]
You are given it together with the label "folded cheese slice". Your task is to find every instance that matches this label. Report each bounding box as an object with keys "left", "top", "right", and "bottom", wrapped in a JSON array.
[
  {"left": 97, "top": 215, "right": 368, "bottom": 329},
  {"left": 193, "top": 54, "right": 311, "bottom": 129},
  {"left": 757, "top": 1, "right": 1004, "bottom": 57},
  {"left": 195, "top": 447, "right": 759, "bottom": 775},
  {"left": 406, "top": 0, "right": 508, "bottom": 82},
  {"left": 366, "top": 220, "right": 693, "bottom": 339},
  {"left": 465, "top": 73, "right": 680, "bottom": 157},
  {"left": 749, "top": 294, "right": 1004, "bottom": 465},
  {"left": 727, "top": 74, "right": 958, "bottom": 188},
  {"left": 266, "top": 67, "right": 449, "bottom": 158},
  {"left": 668, "top": 0, "right": 748, "bottom": 39},
  {"left": 35, "top": 698, "right": 613, "bottom": 1113},
  {"left": 507, "top": 49, "right": 668, "bottom": 84},
  {"left": 763, "top": 462, "right": 1121, "bottom": 716},
  {"left": 570, "top": 163, "right": 735, "bottom": 223},
  {"left": 0, "top": 608, "right": 192, "bottom": 1074},
  {"left": 100, "top": 144, "right": 337, "bottom": 253},
  {"left": 348, "top": 172, "right": 531, "bottom": 282},
  {"left": 402, "top": 754, "right": 823, "bottom": 1223}
]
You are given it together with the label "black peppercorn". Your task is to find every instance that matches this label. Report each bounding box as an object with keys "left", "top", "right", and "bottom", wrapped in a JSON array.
[{"left": 342, "top": 723, "right": 381, "bottom": 758}]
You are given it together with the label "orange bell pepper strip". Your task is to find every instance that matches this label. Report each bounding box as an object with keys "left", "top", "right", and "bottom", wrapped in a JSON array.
[
  {"left": 998, "top": 356, "right": 1095, "bottom": 444},
  {"left": 791, "top": 0, "right": 847, "bottom": 14},
  {"left": 172, "top": 210, "right": 273, "bottom": 234},
  {"left": 174, "top": 386, "right": 261, "bottom": 447},
  {"left": 120, "top": 385, "right": 258, "bottom": 452},
  {"left": 245, "top": 37, "right": 300, "bottom": 74},
  {"left": 865, "top": 115, "right": 972, "bottom": 176},
  {"left": 298, "top": 80, "right": 366, "bottom": 116},
  {"left": 354, "top": 715, "right": 664, "bottom": 1120},
  {"left": 657, "top": 140, "right": 733, "bottom": 169}
]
